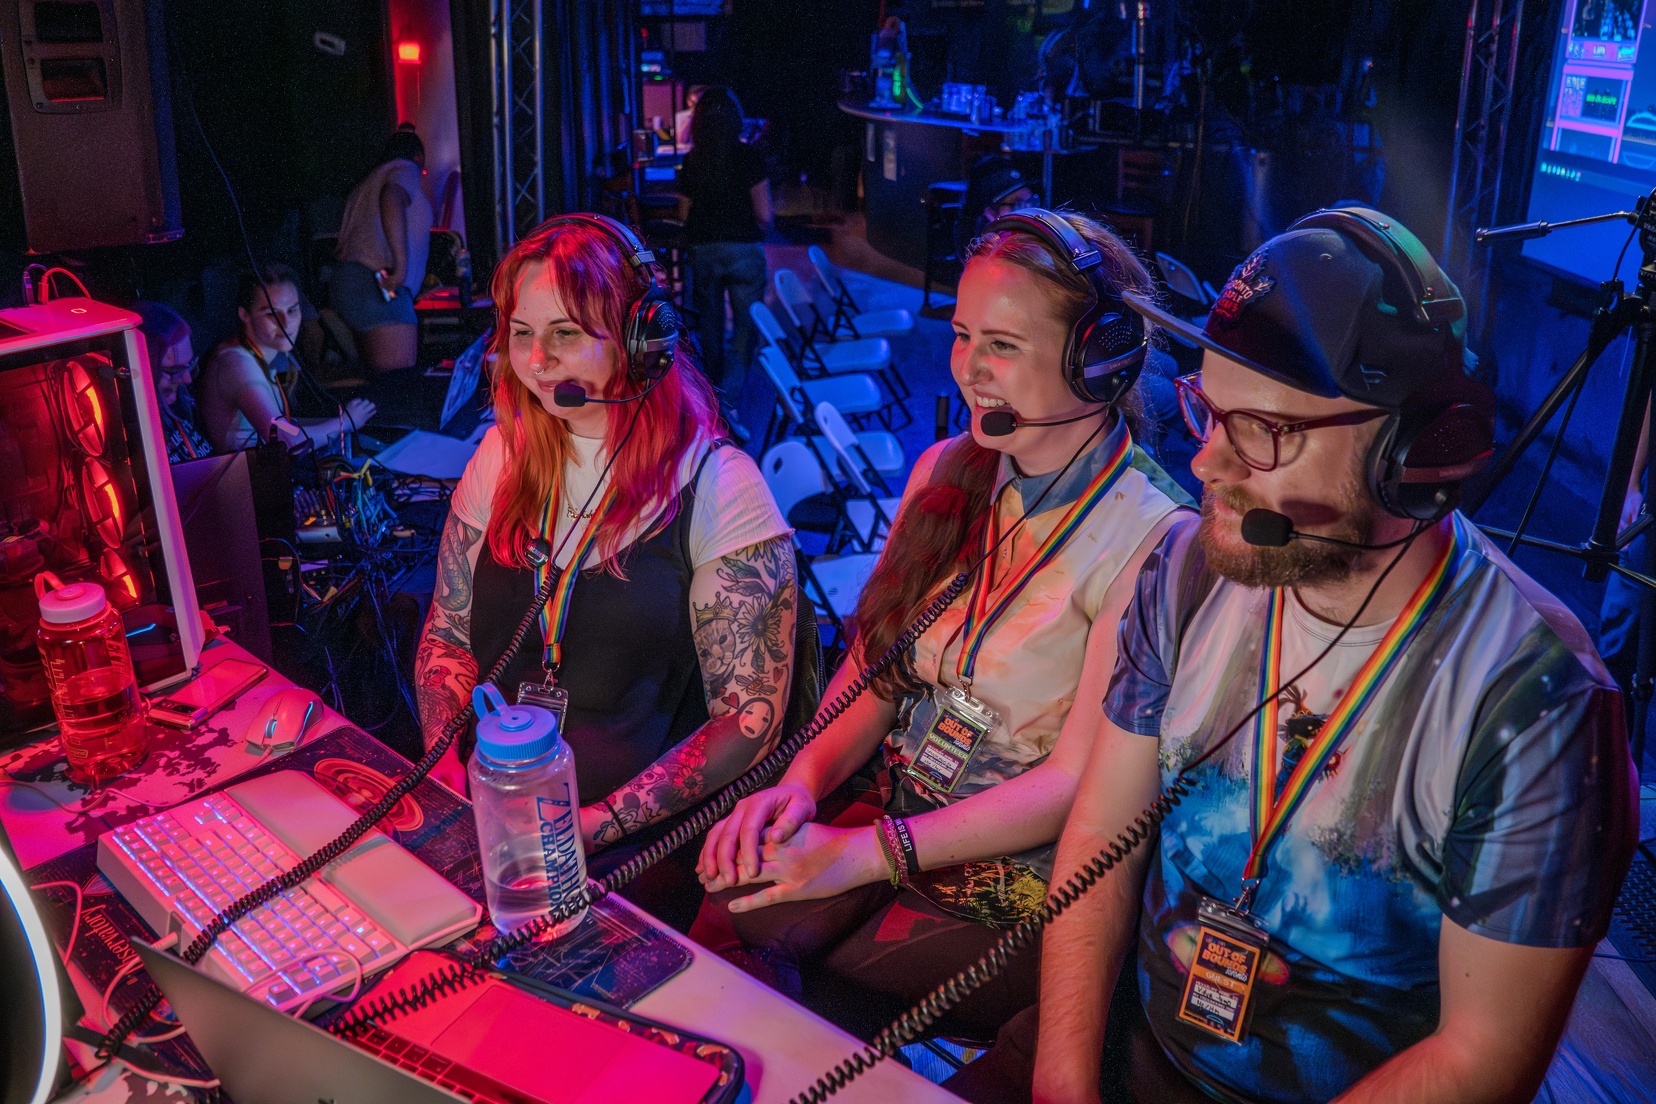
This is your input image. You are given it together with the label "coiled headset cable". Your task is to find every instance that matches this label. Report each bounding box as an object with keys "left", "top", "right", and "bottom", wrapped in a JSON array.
[
  {"left": 101, "top": 416, "right": 1110, "bottom": 1057},
  {"left": 788, "top": 527, "right": 1427, "bottom": 1102}
]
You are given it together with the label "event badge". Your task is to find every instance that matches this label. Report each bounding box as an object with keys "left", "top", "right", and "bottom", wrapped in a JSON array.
[
  {"left": 517, "top": 673, "right": 570, "bottom": 728},
  {"left": 904, "top": 685, "right": 997, "bottom": 795},
  {"left": 1176, "top": 897, "right": 1270, "bottom": 1044}
]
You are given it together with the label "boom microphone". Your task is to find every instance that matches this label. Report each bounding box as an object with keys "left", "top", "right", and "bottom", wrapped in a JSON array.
[
  {"left": 1240, "top": 508, "right": 1416, "bottom": 551},
  {"left": 980, "top": 407, "right": 1104, "bottom": 437},
  {"left": 552, "top": 365, "right": 673, "bottom": 408}
]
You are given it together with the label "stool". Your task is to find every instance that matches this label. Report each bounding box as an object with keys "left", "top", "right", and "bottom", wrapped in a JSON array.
[
  {"left": 1101, "top": 148, "right": 1167, "bottom": 254},
  {"left": 923, "top": 180, "right": 966, "bottom": 313}
]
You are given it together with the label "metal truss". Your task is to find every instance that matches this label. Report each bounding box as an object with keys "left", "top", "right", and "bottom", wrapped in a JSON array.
[
  {"left": 491, "top": 0, "right": 545, "bottom": 258},
  {"left": 1443, "top": 0, "right": 1525, "bottom": 342}
]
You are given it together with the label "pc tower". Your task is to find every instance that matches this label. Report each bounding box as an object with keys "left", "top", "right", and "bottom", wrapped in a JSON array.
[{"left": 0, "top": 298, "right": 202, "bottom": 749}]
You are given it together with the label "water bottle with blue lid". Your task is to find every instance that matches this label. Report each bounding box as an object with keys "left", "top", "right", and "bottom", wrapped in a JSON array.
[{"left": 468, "top": 682, "right": 589, "bottom": 935}]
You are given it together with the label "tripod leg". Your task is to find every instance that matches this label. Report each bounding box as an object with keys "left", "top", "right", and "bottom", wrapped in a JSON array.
[
  {"left": 1636, "top": 407, "right": 1656, "bottom": 781},
  {"left": 1586, "top": 314, "right": 1656, "bottom": 582}
]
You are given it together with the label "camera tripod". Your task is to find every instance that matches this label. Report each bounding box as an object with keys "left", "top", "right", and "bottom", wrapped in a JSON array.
[{"left": 1467, "top": 193, "right": 1656, "bottom": 774}]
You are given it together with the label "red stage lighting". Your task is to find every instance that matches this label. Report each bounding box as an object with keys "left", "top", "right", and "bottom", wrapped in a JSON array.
[{"left": 396, "top": 40, "right": 421, "bottom": 64}]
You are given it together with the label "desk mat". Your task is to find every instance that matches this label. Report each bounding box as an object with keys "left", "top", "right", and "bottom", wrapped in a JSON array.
[{"left": 25, "top": 723, "right": 693, "bottom": 1090}]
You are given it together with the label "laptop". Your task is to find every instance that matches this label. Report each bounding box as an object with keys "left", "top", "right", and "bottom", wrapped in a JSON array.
[{"left": 133, "top": 938, "right": 461, "bottom": 1104}]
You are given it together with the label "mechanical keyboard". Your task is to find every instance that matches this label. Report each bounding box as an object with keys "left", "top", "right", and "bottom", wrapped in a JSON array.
[{"left": 97, "top": 770, "right": 481, "bottom": 1014}]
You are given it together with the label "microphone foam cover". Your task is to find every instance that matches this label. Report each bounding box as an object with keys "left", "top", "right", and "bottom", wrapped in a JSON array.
[
  {"left": 1240, "top": 508, "right": 1295, "bottom": 548},
  {"left": 552, "top": 381, "right": 588, "bottom": 408},
  {"left": 980, "top": 409, "right": 1017, "bottom": 437}
]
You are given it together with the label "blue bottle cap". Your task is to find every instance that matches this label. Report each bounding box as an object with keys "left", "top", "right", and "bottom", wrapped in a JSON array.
[{"left": 472, "top": 682, "right": 561, "bottom": 763}]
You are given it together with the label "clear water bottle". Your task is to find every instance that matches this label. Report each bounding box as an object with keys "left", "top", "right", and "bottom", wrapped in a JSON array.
[
  {"left": 468, "top": 683, "right": 588, "bottom": 936},
  {"left": 35, "top": 572, "right": 148, "bottom": 784}
]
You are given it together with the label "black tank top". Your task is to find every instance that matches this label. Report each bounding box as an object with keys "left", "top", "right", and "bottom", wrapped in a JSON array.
[{"left": 465, "top": 448, "right": 721, "bottom": 804}]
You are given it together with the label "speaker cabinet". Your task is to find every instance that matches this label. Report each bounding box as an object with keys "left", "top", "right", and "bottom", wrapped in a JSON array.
[{"left": 0, "top": 0, "right": 183, "bottom": 253}]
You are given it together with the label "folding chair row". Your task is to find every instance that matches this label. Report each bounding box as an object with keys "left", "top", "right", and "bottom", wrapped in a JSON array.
[
  {"left": 750, "top": 302, "right": 910, "bottom": 430},
  {"left": 806, "top": 245, "right": 917, "bottom": 341},
  {"left": 756, "top": 347, "right": 904, "bottom": 476},
  {"left": 758, "top": 439, "right": 883, "bottom": 647},
  {"left": 774, "top": 269, "right": 912, "bottom": 402}
]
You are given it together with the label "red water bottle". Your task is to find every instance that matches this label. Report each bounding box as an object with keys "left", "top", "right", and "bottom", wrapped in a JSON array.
[{"left": 35, "top": 572, "right": 149, "bottom": 783}]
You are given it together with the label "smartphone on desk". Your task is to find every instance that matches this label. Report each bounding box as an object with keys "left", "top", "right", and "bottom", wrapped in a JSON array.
[{"left": 149, "top": 657, "right": 268, "bottom": 730}]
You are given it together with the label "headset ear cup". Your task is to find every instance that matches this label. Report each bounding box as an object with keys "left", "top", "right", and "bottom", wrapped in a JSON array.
[
  {"left": 628, "top": 287, "right": 679, "bottom": 383},
  {"left": 1372, "top": 406, "right": 1487, "bottom": 521},
  {"left": 1067, "top": 302, "right": 1146, "bottom": 405}
]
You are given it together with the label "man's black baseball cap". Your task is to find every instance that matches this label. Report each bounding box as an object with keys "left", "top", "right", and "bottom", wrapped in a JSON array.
[{"left": 1124, "top": 207, "right": 1488, "bottom": 413}]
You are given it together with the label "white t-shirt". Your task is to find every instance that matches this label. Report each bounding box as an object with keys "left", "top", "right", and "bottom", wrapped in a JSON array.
[
  {"left": 337, "top": 158, "right": 433, "bottom": 294},
  {"left": 450, "top": 426, "right": 791, "bottom": 570}
]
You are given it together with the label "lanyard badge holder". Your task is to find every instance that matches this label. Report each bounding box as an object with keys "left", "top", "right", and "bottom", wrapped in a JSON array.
[
  {"left": 1177, "top": 529, "right": 1462, "bottom": 1046},
  {"left": 517, "top": 483, "right": 618, "bottom": 726},
  {"left": 906, "top": 438, "right": 1134, "bottom": 797}
]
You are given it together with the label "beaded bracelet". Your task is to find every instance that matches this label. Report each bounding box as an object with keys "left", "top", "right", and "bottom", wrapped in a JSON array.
[
  {"left": 872, "top": 822, "right": 902, "bottom": 886},
  {"left": 878, "top": 817, "right": 912, "bottom": 885}
]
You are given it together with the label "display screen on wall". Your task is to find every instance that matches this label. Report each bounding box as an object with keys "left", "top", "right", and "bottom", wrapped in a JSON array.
[{"left": 1524, "top": 0, "right": 1656, "bottom": 283}]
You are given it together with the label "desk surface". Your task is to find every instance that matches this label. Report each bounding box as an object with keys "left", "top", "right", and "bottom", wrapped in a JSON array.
[{"left": 1, "top": 638, "right": 958, "bottom": 1103}]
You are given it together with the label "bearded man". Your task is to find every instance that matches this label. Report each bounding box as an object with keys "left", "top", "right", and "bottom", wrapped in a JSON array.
[{"left": 944, "top": 211, "right": 1637, "bottom": 1104}]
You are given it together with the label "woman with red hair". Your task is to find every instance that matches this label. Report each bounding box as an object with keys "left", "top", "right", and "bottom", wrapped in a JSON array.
[{"left": 414, "top": 216, "right": 796, "bottom": 928}]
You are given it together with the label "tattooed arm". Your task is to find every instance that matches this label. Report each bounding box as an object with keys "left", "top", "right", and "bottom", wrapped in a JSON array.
[
  {"left": 586, "top": 535, "right": 796, "bottom": 848},
  {"left": 414, "top": 510, "right": 485, "bottom": 793}
]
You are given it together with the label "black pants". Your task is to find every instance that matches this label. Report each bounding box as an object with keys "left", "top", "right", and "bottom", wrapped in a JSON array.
[
  {"left": 943, "top": 959, "right": 1215, "bottom": 1104},
  {"left": 691, "top": 795, "right": 1040, "bottom": 1042}
]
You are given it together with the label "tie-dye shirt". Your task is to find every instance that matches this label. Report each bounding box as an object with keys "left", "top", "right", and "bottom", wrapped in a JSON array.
[{"left": 1104, "top": 513, "right": 1636, "bottom": 1104}]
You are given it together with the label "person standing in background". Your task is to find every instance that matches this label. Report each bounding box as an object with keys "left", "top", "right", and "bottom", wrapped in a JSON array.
[
  {"left": 677, "top": 86, "right": 771, "bottom": 443},
  {"left": 332, "top": 125, "right": 434, "bottom": 373}
]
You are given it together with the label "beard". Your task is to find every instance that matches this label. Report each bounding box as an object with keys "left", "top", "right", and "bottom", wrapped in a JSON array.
[{"left": 1197, "top": 479, "right": 1377, "bottom": 589}]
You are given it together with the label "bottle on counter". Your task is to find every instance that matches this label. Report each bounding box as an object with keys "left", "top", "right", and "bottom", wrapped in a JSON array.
[
  {"left": 35, "top": 572, "right": 148, "bottom": 784},
  {"left": 467, "top": 682, "right": 588, "bottom": 936}
]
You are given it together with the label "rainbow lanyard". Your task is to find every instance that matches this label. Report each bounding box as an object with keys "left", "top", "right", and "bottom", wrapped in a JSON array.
[
  {"left": 1243, "top": 520, "right": 1463, "bottom": 888},
  {"left": 535, "top": 480, "right": 620, "bottom": 671},
  {"left": 954, "top": 430, "right": 1134, "bottom": 684}
]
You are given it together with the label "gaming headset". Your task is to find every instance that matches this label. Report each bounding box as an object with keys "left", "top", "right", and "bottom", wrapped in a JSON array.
[
  {"left": 531, "top": 212, "right": 681, "bottom": 385},
  {"left": 1287, "top": 205, "right": 1496, "bottom": 522},
  {"left": 980, "top": 208, "right": 1148, "bottom": 407}
]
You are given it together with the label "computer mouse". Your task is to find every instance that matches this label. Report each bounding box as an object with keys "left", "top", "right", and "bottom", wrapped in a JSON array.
[{"left": 243, "top": 687, "right": 324, "bottom": 756}]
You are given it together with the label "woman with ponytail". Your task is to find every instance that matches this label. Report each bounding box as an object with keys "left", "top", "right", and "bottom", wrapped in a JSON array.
[
  {"left": 413, "top": 217, "right": 797, "bottom": 929},
  {"left": 693, "top": 212, "right": 1192, "bottom": 1037}
]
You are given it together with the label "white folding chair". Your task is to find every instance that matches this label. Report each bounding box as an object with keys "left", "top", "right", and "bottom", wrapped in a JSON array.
[
  {"left": 759, "top": 440, "right": 879, "bottom": 646},
  {"left": 757, "top": 345, "right": 889, "bottom": 449},
  {"left": 775, "top": 269, "right": 910, "bottom": 402},
  {"left": 750, "top": 300, "right": 895, "bottom": 390},
  {"left": 757, "top": 348, "right": 903, "bottom": 474},
  {"left": 816, "top": 401, "right": 902, "bottom": 551},
  {"left": 807, "top": 245, "right": 916, "bottom": 339}
]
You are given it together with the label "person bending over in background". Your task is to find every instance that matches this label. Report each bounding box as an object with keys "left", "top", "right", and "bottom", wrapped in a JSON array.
[
  {"left": 413, "top": 215, "right": 798, "bottom": 930},
  {"left": 692, "top": 212, "right": 1190, "bottom": 1042},
  {"left": 677, "top": 86, "right": 771, "bottom": 443},
  {"left": 332, "top": 125, "right": 434, "bottom": 373},
  {"left": 135, "top": 300, "right": 212, "bottom": 464},
  {"left": 200, "top": 265, "right": 375, "bottom": 453}
]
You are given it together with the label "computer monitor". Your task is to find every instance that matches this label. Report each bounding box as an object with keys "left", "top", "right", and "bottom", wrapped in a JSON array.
[{"left": 1523, "top": 0, "right": 1656, "bottom": 283}]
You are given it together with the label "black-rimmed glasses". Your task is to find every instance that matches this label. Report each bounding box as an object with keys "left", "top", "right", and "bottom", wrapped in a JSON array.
[{"left": 1174, "top": 374, "right": 1389, "bottom": 472}]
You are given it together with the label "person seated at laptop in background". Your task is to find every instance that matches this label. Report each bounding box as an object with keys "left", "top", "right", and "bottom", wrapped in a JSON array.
[
  {"left": 331, "top": 125, "right": 433, "bottom": 374},
  {"left": 201, "top": 264, "right": 375, "bottom": 454},
  {"left": 135, "top": 300, "right": 212, "bottom": 464},
  {"left": 690, "top": 212, "right": 1189, "bottom": 1043},
  {"left": 974, "top": 214, "right": 1637, "bottom": 1104}
]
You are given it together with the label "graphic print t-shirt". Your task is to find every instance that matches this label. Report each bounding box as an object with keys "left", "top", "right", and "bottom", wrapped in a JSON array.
[{"left": 1104, "top": 514, "right": 1635, "bottom": 1104}]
